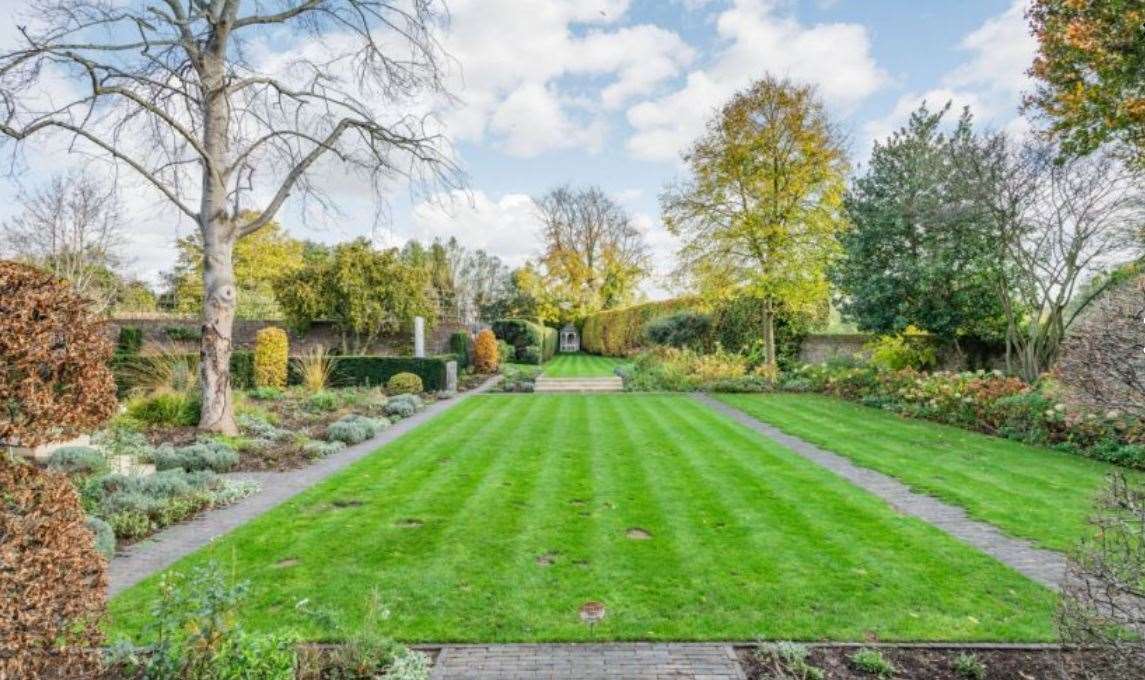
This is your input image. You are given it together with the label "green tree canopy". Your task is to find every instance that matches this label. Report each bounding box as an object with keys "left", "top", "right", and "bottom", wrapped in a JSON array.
[
  {"left": 661, "top": 76, "right": 848, "bottom": 365},
  {"left": 274, "top": 238, "right": 434, "bottom": 353},
  {"left": 833, "top": 103, "right": 1009, "bottom": 345},
  {"left": 166, "top": 213, "right": 304, "bottom": 319}
]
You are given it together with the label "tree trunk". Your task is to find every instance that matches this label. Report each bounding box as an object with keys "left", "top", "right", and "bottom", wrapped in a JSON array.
[
  {"left": 196, "top": 39, "right": 237, "bottom": 434},
  {"left": 198, "top": 226, "right": 238, "bottom": 434},
  {"left": 762, "top": 301, "right": 777, "bottom": 368}
]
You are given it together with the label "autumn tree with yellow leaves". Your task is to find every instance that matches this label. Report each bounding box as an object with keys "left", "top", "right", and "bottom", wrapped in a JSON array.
[{"left": 661, "top": 76, "right": 849, "bottom": 367}]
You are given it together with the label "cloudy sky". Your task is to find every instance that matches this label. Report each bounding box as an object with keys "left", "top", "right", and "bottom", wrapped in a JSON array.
[{"left": 0, "top": 0, "right": 1036, "bottom": 298}]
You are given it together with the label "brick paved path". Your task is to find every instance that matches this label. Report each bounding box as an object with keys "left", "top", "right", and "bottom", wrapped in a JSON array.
[
  {"left": 696, "top": 394, "right": 1067, "bottom": 590},
  {"left": 108, "top": 378, "right": 498, "bottom": 595},
  {"left": 430, "top": 643, "right": 746, "bottom": 680}
]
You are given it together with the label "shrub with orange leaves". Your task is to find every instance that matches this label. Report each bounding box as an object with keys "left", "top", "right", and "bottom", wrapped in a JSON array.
[
  {"left": 0, "top": 457, "right": 107, "bottom": 678},
  {"left": 473, "top": 329, "right": 499, "bottom": 373},
  {"left": 0, "top": 261, "right": 117, "bottom": 448}
]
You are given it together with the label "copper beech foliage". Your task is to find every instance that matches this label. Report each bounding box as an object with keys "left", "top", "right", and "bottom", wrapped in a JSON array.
[
  {"left": 0, "top": 261, "right": 117, "bottom": 448},
  {"left": 0, "top": 459, "right": 107, "bottom": 679}
]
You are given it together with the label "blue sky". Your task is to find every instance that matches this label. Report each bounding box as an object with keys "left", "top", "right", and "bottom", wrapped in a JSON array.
[{"left": 0, "top": 1, "right": 1036, "bottom": 298}]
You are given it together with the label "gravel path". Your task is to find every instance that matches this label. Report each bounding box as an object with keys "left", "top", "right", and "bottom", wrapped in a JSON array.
[
  {"left": 695, "top": 393, "right": 1067, "bottom": 590},
  {"left": 108, "top": 378, "right": 498, "bottom": 595}
]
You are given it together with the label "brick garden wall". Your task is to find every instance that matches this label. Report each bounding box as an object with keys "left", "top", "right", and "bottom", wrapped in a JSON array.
[
  {"left": 107, "top": 315, "right": 468, "bottom": 356},
  {"left": 798, "top": 333, "right": 1007, "bottom": 371}
]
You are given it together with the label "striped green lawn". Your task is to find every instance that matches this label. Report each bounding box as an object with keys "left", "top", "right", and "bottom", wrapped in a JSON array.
[
  {"left": 543, "top": 353, "right": 626, "bottom": 377},
  {"left": 107, "top": 394, "right": 1055, "bottom": 642},
  {"left": 715, "top": 392, "right": 1130, "bottom": 552}
]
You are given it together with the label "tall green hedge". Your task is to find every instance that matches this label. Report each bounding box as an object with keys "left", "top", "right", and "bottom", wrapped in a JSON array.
[
  {"left": 581, "top": 298, "right": 700, "bottom": 356},
  {"left": 449, "top": 331, "right": 472, "bottom": 369},
  {"left": 309, "top": 355, "right": 456, "bottom": 391},
  {"left": 491, "top": 318, "right": 557, "bottom": 364},
  {"left": 581, "top": 294, "right": 810, "bottom": 366}
]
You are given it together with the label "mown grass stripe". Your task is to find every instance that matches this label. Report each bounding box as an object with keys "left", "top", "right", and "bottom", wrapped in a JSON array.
[
  {"left": 715, "top": 392, "right": 1130, "bottom": 552},
  {"left": 108, "top": 394, "right": 1057, "bottom": 642},
  {"left": 544, "top": 353, "right": 626, "bottom": 378}
]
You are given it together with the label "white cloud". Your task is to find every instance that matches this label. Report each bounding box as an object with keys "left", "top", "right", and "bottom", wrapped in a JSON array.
[
  {"left": 625, "top": 0, "right": 889, "bottom": 161},
  {"left": 862, "top": 0, "right": 1035, "bottom": 151},
  {"left": 488, "top": 83, "right": 606, "bottom": 157},
  {"left": 410, "top": 190, "right": 541, "bottom": 267},
  {"left": 439, "top": 0, "right": 693, "bottom": 157}
]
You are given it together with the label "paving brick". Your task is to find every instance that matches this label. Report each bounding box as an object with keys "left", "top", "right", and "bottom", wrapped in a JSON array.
[{"left": 430, "top": 643, "right": 746, "bottom": 679}]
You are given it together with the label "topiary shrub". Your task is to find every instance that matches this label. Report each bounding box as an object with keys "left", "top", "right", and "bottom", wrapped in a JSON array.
[
  {"left": 519, "top": 346, "right": 542, "bottom": 365},
  {"left": 473, "top": 329, "right": 499, "bottom": 373},
  {"left": 152, "top": 441, "right": 239, "bottom": 473},
  {"left": 0, "top": 457, "right": 106, "bottom": 678},
  {"left": 254, "top": 327, "right": 289, "bottom": 389},
  {"left": 387, "top": 372, "right": 423, "bottom": 395},
  {"left": 326, "top": 415, "right": 386, "bottom": 445},
  {"left": 497, "top": 340, "right": 515, "bottom": 364},
  {"left": 0, "top": 261, "right": 117, "bottom": 448},
  {"left": 491, "top": 318, "right": 557, "bottom": 363}
]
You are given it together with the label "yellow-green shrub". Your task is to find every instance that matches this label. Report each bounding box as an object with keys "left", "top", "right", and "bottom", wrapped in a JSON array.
[
  {"left": 473, "top": 329, "right": 499, "bottom": 373},
  {"left": 386, "top": 372, "right": 423, "bottom": 395},
  {"left": 253, "top": 327, "right": 289, "bottom": 388}
]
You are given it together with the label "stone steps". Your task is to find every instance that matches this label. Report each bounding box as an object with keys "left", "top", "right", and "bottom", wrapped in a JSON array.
[{"left": 534, "top": 376, "right": 623, "bottom": 393}]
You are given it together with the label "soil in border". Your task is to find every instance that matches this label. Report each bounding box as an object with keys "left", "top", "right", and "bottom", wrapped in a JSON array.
[{"left": 738, "top": 645, "right": 1123, "bottom": 679}]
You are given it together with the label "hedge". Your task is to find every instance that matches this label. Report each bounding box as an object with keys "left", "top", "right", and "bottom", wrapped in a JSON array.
[
  {"left": 303, "top": 355, "right": 456, "bottom": 391},
  {"left": 581, "top": 295, "right": 811, "bottom": 367},
  {"left": 111, "top": 350, "right": 255, "bottom": 395},
  {"left": 449, "top": 331, "right": 472, "bottom": 369},
  {"left": 113, "top": 351, "right": 459, "bottom": 393},
  {"left": 581, "top": 298, "right": 700, "bottom": 356},
  {"left": 491, "top": 318, "right": 557, "bottom": 364}
]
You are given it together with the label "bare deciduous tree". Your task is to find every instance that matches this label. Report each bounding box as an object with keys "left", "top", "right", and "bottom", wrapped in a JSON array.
[
  {"left": 0, "top": 0, "right": 462, "bottom": 432},
  {"left": 1, "top": 170, "right": 125, "bottom": 313},
  {"left": 971, "top": 138, "right": 1145, "bottom": 381},
  {"left": 1057, "top": 271, "right": 1145, "bottom": 420},
  {"left": 1058, "top": 473, "right": 1145, "bottom": 679},
  {"left": 534, "top": 185, "right": 649, "bottom": 316}
]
